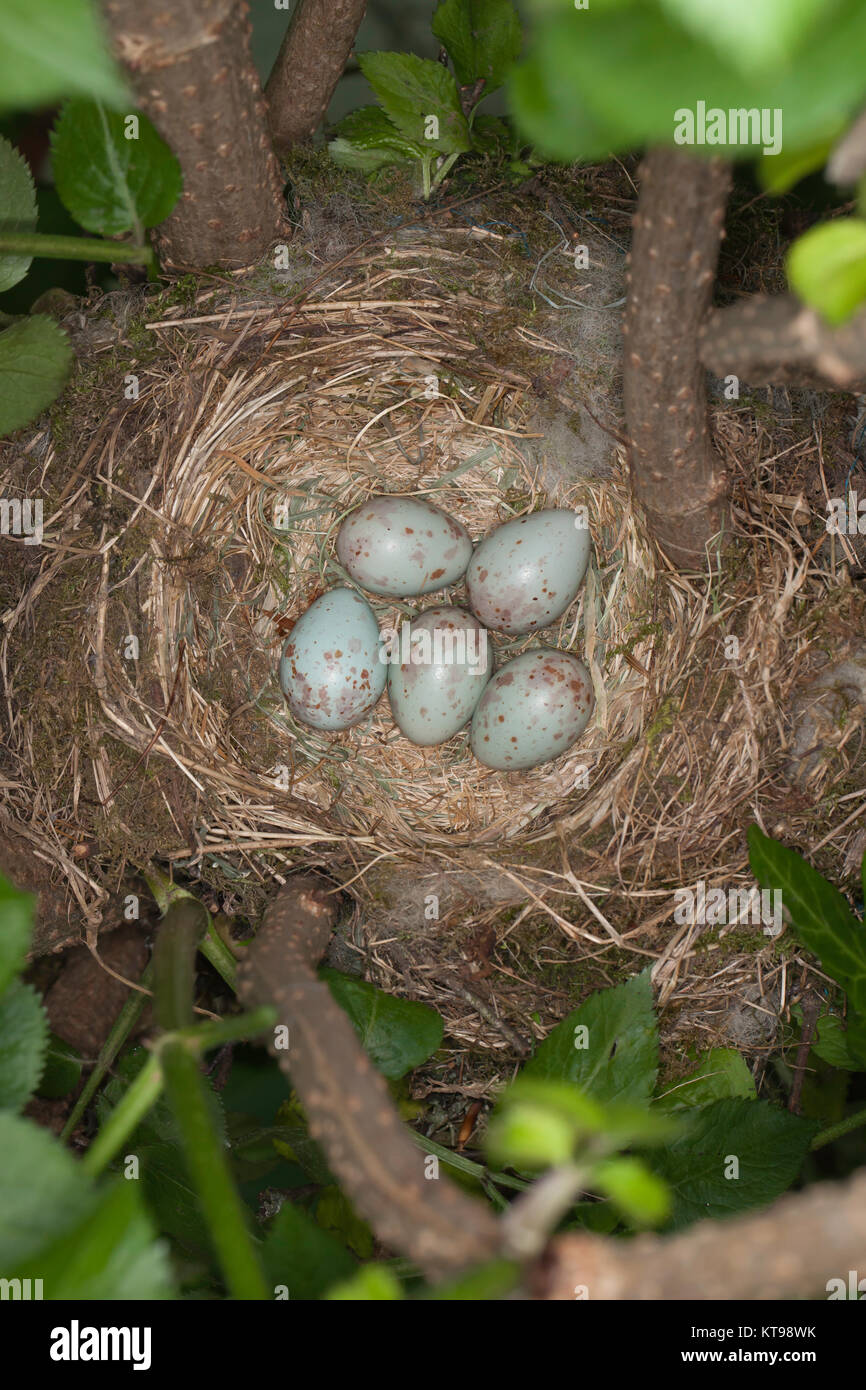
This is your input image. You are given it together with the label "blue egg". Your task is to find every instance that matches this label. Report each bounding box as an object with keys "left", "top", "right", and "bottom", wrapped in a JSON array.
[
  {"left": 387, "top": 606, "right": 493, "bottom": 746},
  {"left": 466, "top": 509, "right": 591, "bottom": 635},
  {"left": 279, "top": 587, "right": 386, "bottom": 731},
  {"left": 470, "top": 648, "right": 594, "bottom": 770},
  {"left": 336, "top": 495, "right": 472, "bottom": 597}
]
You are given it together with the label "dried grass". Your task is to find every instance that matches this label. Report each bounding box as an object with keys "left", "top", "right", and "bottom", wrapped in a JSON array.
[{"left": 2, "top": 210, "right": 864, "bottom": 1069}]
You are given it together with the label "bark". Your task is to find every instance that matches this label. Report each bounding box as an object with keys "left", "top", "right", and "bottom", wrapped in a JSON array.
[
  {"left": 536, "top": 1166, "right": 866, "bottom": 1300},
  {"left": 237, "top": 874, "right": 500, "bottom": 1281},
  {"left": 623, "top": 149, "right": 733, "bottom": 569},
  {"left": 700, "top": 293, "right": 866, "bottom": 391},
  {"left": 102, "top": 0, "right": 286, "bottom": 270},
  {"left": 265, "top": 0, "right": 367, "bottom": 154}
]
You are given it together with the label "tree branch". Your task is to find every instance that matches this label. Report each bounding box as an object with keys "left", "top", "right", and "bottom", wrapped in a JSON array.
[
  {"left": 623, "top": 148, "right": 732, "bottom": 569},
  {"left": 535, "top": 1167, "right": 866, "bottom": 1299},
  {"left": 265, "top": 0, "right": 367, "bottom": 154},
  {"left": 237, "top": 874, "right": 500, "bottom": 1281},
  {"left": 700, "top": 293, "right": 866, "bottom": 390},
  {"left": 103, "top": 0, "right": 286, "bottom": 269}
]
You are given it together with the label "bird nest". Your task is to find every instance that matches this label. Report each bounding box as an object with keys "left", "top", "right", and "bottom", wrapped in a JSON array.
[{"left": 2, "top": 219, "right": 864, "bottom": 1066}]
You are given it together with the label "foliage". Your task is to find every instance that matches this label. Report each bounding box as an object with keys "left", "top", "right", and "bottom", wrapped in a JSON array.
[
  {"left": 329, "top": 0, "right": 525, "bottom": 197},
  {"left": 509, "top": 0, "right": 866, "bottom": 323},
  {"left": 0, "top": 5, "right": 182, "bottom": 440}
]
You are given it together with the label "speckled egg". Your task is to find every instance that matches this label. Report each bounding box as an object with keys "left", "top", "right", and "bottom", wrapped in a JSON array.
[
  {"left": 470, "top": 648, "right": 594, "bottom": 771},
  {"left": 336, "top": 495, "right": 473, "bottom": 598},
  {"left": 279, "top": 587, "right": 386, "bottom": 731},
  {"left": 466, "top": 509, "right": 591, "bottom": 635},
  {"left": 387, "top": 606, "right": 493, "bottom": 747}
]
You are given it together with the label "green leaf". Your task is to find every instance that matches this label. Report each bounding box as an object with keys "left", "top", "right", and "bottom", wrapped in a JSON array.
[
  {"left": 0, "top": 0, "right": 127, "bottom": 115},
  {"left": 486, "top": 1077, "right": 674, "bottom": 1171},
  {"left": 358, "top": 52, "right": 471, "bottom": 154},
  {"left": 263, "top": 1200, "right": 356, "bottom": 1300},
  {"left": 316, "top": 1185, "right": 374, "bottom": 1261},
  {"left": 509, "top": 1, "right": 866, "bottom": 163},
  {"left": 432, "top": 0, "right": 522, "bottom": 92},
  {"left": 335, "top": 106, "right": 423, "bottom": 157},
  {"left": 748, "top": 826, "right": 866, "bottom": 1013},
  {"left": 659, "top": 0, "right": 839, "bottom": 76},
  {"left": 0, "top": 1113, "right": 98, "bottom": 1265},
  {"left": 797, "top": 1008, "right": 866, "bottom": 1070},
  {"left": 51, "top": 100, "right": 182, "bottom": 236},
  {"left": 0, "top": 872, "right": 35, "bottom": 998},
  {"left": 758, "top": 131, "right": 841, "bottom": 192},
  {"left": 0, "top": 138, "right": 37, "bottom": 293},
  {"left": 319, "top": 967, "right": 443, "bottom": 1079},
  {"left": 0, "top": 315, "right": 72, "bottom": 435},
  {"left": 326, "top": 1264, "right": 403, "bottom": 1300},
  {"left": 654, "top": 1047, "right": 756, "bottom": 1112},
  {"left": 786, "top": 218, "right": 866, "bottom": 325},
  {"left": 96, "top": 1048, "right": 228, "bottom": 1259},
  {"left": 14, "top": 1179, "right": 173, "bottom": 1299},
  {"left": 37, "top": 1034, "right": 83, "bottom": 1100},
  {"left": 328, "top": 138, "right": 412, "bottom": 173},
  {"left": 591, "top": 1156, "right": 671, "bottom": 1227},
  {"left": 0, "top": 982, "right": 47, "bottom": 1111},
  {"left": 521, "top": 969, "right": 659, "bottom": 1105},
  {"left": 646, "top": 1098, "right": 816, "bottom": 1229}
]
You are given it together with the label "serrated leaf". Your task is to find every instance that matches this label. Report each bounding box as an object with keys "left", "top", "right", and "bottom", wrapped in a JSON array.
[
  {"left": 521, "top": 969, "right": 659, "bottom": 1105},
  {"left": 786, "top": 218, "right": 866, "bottom": 325},
  {"left": 336, "top": 105, "right": 422, "bottom": 157},
  {"left": 0, "top": 1112, "right": 98, "bottom": 1265},
  {"left": 329, "top": 138, "right": 411, "bottom": 173},
  {"left": 748, "top": 826, "right": 866, "bottom": 1013},
  {"left": 13, "top": 1179, "right": 173, "bottom": 1299},
  {"left": 0, "top": 315, "right": 72, "bottom": 436},
  {"left": 0, "top": 872, "right": 35, "bottom": 997},
  {"left": 0, "top": 137, "right": 37, "bottom": 293},
  {"left": 659, "top": 0, "right": 838, "bottom": 76},
  {"left": 432, "top": 0, "right": 522, "bottom": 92},
  {"left": 51, "top": 99, "right": 182, "bottom": 236},
  {"left": 358, "top": 52, "right": 471, "bottom": 154},
  {"left": 591, "top": 1156, "right": 671, "bottom": 1227},
  {"left": 646, "top": 1098, "right": 816, "bottom": 1229},
  {"left": 319, "top": 966, "right": 443, "bottom": 1079},
  {"left": 0, "top": 0, "right": 127, "bottom": 115},
  {"left": 0, "top": 982, "right": 47, "bottom": 1111},
  {"left": 263, "top": 1200, "right": 356, "bottom": 1299},
  {"left": 655, "top": 1047, "right": 756, "bottom": 1111}
]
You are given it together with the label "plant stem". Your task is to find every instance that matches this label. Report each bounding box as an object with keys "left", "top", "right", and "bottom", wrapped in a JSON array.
[
  {"left": 431, "top": 151, "right": 461, "bottom": 193},
  {"left": 421, "top": 154, "right": 432, "bottom": 201},
  {"left": 183, "top": 1006, "right": 276, "bottom": 1052},
  {"left": 80, "top": 1052, "right": 163, "bottom": 1177},
  {"left": 60, "top": 960, "right": 154, "bottom": 1144},
  {"left": 160, "top": 1038, "right": 268, "bottom": 1299},
  {"left": 0, "top": 231, "right": 155, "bottom": 267},
  {"left": 413, "top": 1132, "right": 529, "bottom": 1194},
  {"left": 811, "top": 1105, "right": 866, "bottom": 1150}
]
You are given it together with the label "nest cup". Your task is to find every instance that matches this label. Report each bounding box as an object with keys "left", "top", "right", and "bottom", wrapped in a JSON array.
[
  {"left": 138, "top": 327, "right": 644, "bottom": 850},
  {"left": 4, "top": 216, "right": 863, "bottom": 1049}
]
